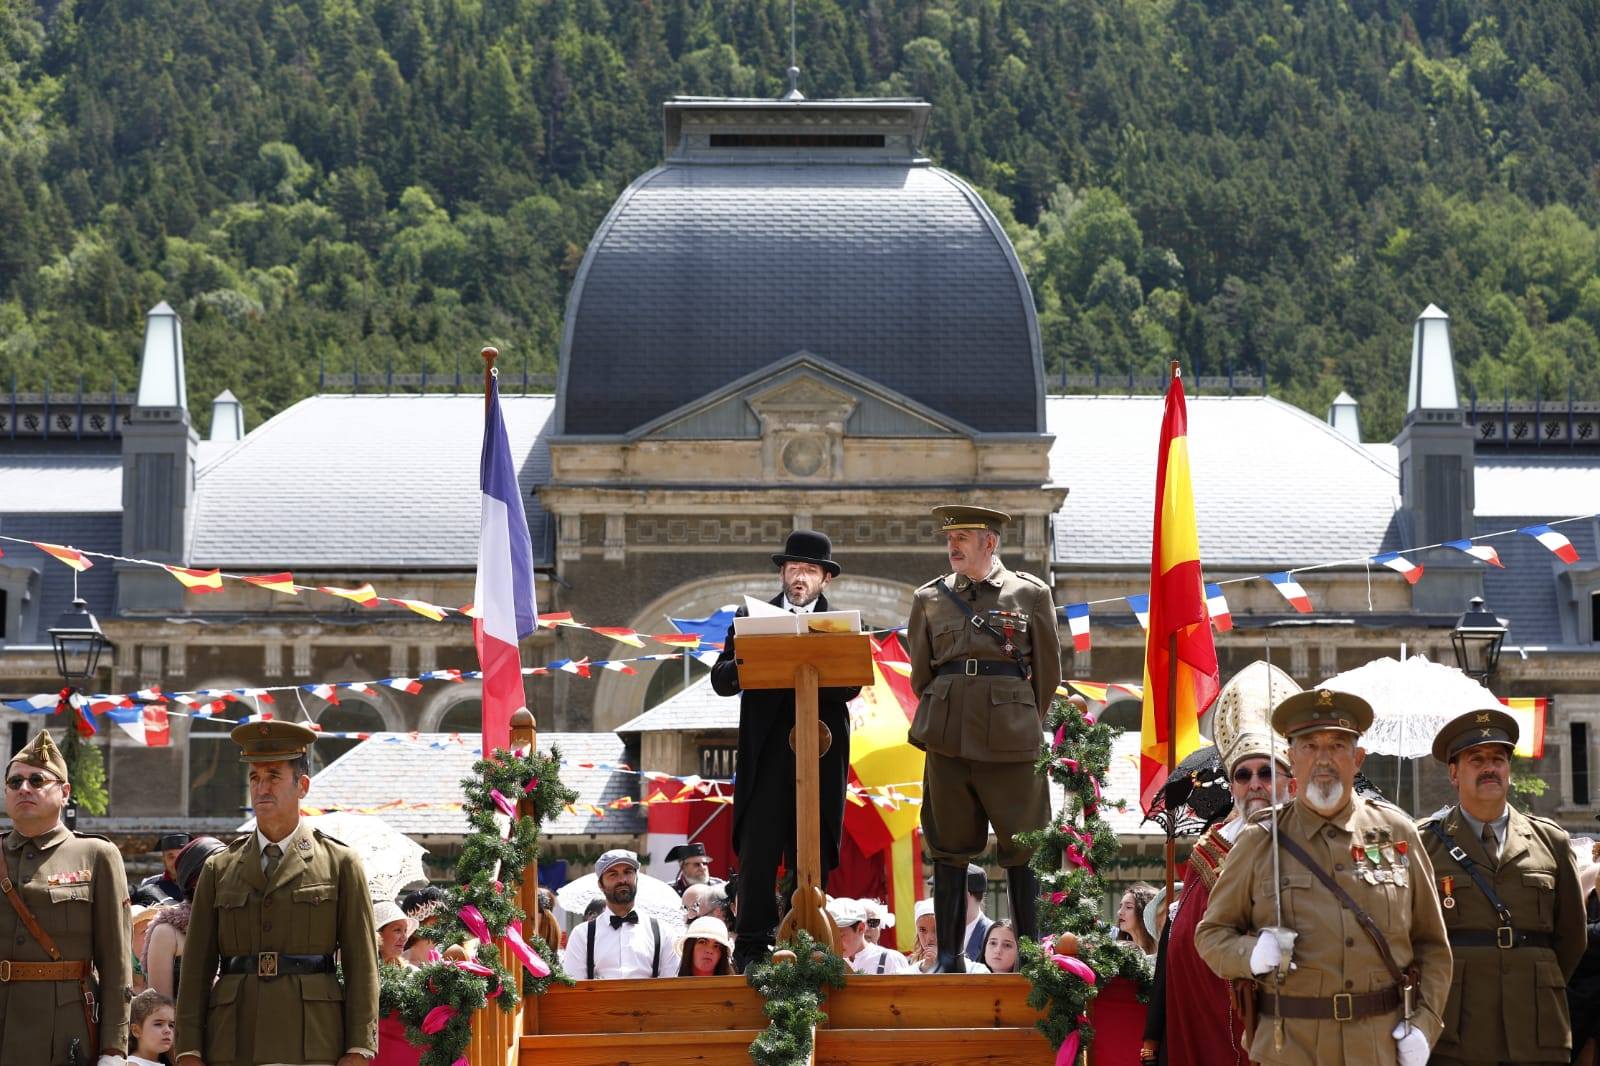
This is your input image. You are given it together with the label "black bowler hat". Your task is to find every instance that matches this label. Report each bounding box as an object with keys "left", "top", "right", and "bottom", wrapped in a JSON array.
[{"left": 771, "top": 529, "right": 840, "bottom": 577}]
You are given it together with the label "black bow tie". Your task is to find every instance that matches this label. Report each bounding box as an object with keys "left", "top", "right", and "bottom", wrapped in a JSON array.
[{"left": 609, "top": 912, "right": 639, "bottom": 929}]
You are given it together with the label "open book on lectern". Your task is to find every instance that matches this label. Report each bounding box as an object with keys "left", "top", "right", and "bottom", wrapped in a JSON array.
[{"left": 731, "top": 594, "right": 862, "bottom": 637}]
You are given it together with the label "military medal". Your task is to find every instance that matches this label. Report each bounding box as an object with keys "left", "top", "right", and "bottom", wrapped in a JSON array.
[
  {"left": 1002, "top": 620, "right": 1016, "bottom": 656},
  {"left": 1440, "top": 875, "right": 1456, "bottom": 909},
  {"left": 1394, "top": 840, "right": 1410, "bottom": 887},
  {"left": 1366, "top": 844, "right": 1386, "bottom": 883},
  {"left": 1351, "top": 844, "right": 1370, "bottom": 881}
]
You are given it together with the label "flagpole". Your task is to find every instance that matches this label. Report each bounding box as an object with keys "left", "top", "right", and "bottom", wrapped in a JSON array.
[
  {"left": 1164, "top": 360, "right": 1182, "bottom": 907},
  {"left": 481, "top": 344, "right": 499, "bottom": 761}
]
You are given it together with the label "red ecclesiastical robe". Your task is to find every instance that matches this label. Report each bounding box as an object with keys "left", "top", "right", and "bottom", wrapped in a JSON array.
[{"left": 1165, "top": 822, "right": 1249, "bottom": 1066}]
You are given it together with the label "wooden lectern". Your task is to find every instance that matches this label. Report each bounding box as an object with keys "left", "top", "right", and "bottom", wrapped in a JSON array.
[{"left": 734, "top": 631, "right": 874, "bottom": 951}]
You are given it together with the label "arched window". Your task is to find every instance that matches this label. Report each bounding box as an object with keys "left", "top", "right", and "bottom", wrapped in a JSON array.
[
  {"left": 642, "top": 656, "right": 710, "bottom": 709},
  {"left": 436, "top": 698, "right": 483, "bottom": 736},
  {"left": 188, "top": 716, "right": 249, "bottom": 818},
  {"left": 1098, "top": 698, "right": 1142, "bottom": 733},
  {"left": 313, "top": 701, "right": 387, "bottom": 772}
]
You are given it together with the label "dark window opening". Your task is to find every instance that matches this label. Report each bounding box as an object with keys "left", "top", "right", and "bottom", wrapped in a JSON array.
[
  {"left": 709, "top": 133, "right": 886, "bottom": 149},
  {"left": 1573, "top": 722, "right": 1590, "bottom": 806},
  {"left": 10, "top": 722, "right": 27, "bottom": 761},
  {"left": 0, "top": 588, "right": 7, "bottom": 640},
  {"left": 1592, "top": 592, "right": 1600, "bottom": 642}
]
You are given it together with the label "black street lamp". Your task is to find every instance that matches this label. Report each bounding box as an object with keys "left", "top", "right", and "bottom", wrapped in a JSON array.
[
  {"left": 47, "top": 597, "right": 111, "bottom": 829},
  {"left": 1451, "top": 596, "right": 1509, "bottom": 683}
]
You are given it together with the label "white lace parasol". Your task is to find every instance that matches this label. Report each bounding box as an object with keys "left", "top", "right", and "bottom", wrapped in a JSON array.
[{"left": 1321, "top": 654, "right": 1501, "bottom": 758}]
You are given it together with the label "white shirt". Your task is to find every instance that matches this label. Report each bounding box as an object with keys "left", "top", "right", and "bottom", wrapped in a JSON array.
[
  {"left": 128, "top": 1057, "right": 165, "bottom": 1066},
  {"left": 561, "top": 911, "right": 681, "bottom": 979},
  {"left": 848, "top": 942, "right": 911, "bottom": 975},
  {"left": 787, "top": 596, "right": 818, "bottom": 614}
]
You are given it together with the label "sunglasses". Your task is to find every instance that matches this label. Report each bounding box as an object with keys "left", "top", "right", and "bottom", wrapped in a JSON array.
[
  {"left": 5, "top": 773, "right": 60, "bottom": 791},
  {"left": 866, "top": 918, "right": 882, "bottom": 928},
  {"left": 1232, "top": 767, "right": 1276, "bottom": 784}
]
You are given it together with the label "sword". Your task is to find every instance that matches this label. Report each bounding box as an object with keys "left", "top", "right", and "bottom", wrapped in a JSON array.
[{"left": 1266, "top": 638, "right": 1286, "bottom": 1051}]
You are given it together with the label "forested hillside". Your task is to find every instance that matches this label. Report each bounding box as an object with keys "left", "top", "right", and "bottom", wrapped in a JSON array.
[{"left": 1, "top": 0, "right": 1598, "bottom": 439}]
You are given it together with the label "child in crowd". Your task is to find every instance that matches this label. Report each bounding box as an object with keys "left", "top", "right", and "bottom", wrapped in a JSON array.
[
  {"left": 128, "top": 988, "right": 176, "bottom": 1066},
  {"left": 982, "top": 920, "right": 1020, "bottom": 974}
]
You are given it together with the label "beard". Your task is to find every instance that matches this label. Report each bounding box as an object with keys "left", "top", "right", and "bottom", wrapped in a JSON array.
[
  {"left": 1240, "top": 792, "right": 1272, "bottom": 818},
  {"left": 785, "top": 587, "right": 819, "bottom": 608},
  {"left": 1304, "top": 778, "right": 1346, "bottom": 812},
  {"left": 603, "top": 883, "right": 636, "bottom": 906},
  {"left": 681, "top": 867, "right": 710, "bottom": 886}
]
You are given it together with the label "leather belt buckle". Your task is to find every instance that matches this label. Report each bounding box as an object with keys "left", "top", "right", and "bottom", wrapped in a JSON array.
[
  {"left": 258, "top": 951, "right": 279, "bottom": 978},
  {"left": 964, "top": 659, "right": 978, "bottom": 676},
  {"left": 1496, "top": 926, "right": 1515, "bottom": 949},
  {"left": 1331, "top": 992, "right": 1354, "bottom": 1022},
  {"left": 0, "top": 959, "right": 10, "bottom": 982}
]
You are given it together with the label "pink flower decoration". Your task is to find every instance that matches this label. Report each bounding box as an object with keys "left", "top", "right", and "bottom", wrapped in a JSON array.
[
  {"left": 490, "top": 789, "right": 517, "bottom": 817},
  {"left": 1050, "top": 890, "right": 1067, "bottom": 905},
  {"left": 524, "top": 777, "right": 540, "bottom": 794},
  {"left": 427, "top": 947, "right": 442, "bottom": 962},
  {"left": 1054, "top": 1031, "right": 1081, "bottom": 1066},
  {"left": 493, "top": 880, "right": 505, "bottom": 894},
  {"left": 1053, "top": 723, "right": 1067, "bottom": 746},
  {"left": 458, "top": 904, "right": 491, "bottom": 943},
  {"left": 451, "top": 958, "right": 495, "bottom": 977},
  {"left": 504, "top": 920, "right": 551, "bottom": 979},
  {"left": 1058, "top": 757, "right": 1080, "bottom": 773},
  {"left": 453, "top": 1059, "right": 470, "bottom": 1066},
  {"left": 421, "top": 1005, "right": 458, "bottom": 1034},
  {"left": 1091, "top": 777, "right": 1102, "bottom": 800},
  {"left": 1051, "top": 954, "right": 1097, "bottom": 984}
]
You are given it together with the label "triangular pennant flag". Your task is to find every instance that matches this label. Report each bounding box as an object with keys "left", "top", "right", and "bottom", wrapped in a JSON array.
[
  {"left": 1372, "top": 552, "right": 1424, "bottom": 584},
  {"left": 163, "top": 565, "right": 223, "bottom": 592},
  {"left": 650, "top": 633, "right": 702, "bottom": 648},
  {"left": 1443, "top": 540, "right": 1503, "bottom": 568},
  {"left": 303, "top": 683, "right": 341, "bottom": 704},
  {"left": 590, "top": 627, "right": 646, "bottom": 648},
  {"left": 388, "top": 598, "right": 448, "bottom": 621},
  {"left": 1519, "top": 524, "right": 1579, "bottom": 563},
  {"left": 33, "top": 541, "right": 92, "bottom": 571},
  {"left": 1124, "top": 594, "right": 1150, "bottom": 630},
  {"left": 113, "top": 705, "right": 171, "bottom": 747},
  {"left": 1204, "top": 583, "right": 1233, "bottom": 632},
  {"left": 380, "top": 677, "right": 424, "bottom": 695},
  {"left": 243, "top": 572, "right": 298, "bottom": 594},
  {"left": 1062, "top": 603, "right": 1091, "bottom": 651},
  {"left": 601, "top": 660, "right": 639, "bottom": 674},
  {"left": 536, "top": 611, "right": 578, "bottom": 629},
  {"left": 3, "top": 694, "right": 59, "bottom": 714},
  {"left": 319, "top": 583, "right": 379, "bottom": 605},
  {"left": 1266, "top": 572, "right": 1312, "bottom": 613}
]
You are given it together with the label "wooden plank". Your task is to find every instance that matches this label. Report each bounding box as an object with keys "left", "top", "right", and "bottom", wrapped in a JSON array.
[
  {"left": 813, "top": 1027, "right": 1053, "bottom": 1065},
  {"left": 734, "top": 633, "right": 874, "bottom": 689},
  {"left": 821, "top": 974, "right": 1043, "bottom": 1030},
  {"left": 519, "top": 1028, "right": 769, "bottom": 1066},
  {"left": 533, "top": 977, "right": 771, "bottom": 1034}
]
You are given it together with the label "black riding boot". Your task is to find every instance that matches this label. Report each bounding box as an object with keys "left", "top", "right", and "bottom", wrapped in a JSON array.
[
  {"left": 933, "top": 862, "right": 969, "bottom": 974},
  {"left": 1006, "top": 865, "right": 1039, "bottom": 944}
]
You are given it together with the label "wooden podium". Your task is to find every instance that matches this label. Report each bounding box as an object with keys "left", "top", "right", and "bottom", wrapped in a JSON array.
[{"left": 734, "top": 631, "right": 874, "bottom": 951}]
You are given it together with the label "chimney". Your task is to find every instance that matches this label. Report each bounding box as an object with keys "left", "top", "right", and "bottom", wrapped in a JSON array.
[
  {"left": 209, "top": 389, "right": 244, "bottom": 442},
  {"left": 1327, "top": 390, "right": 1361, "bottom": 443},
  {"left": 120, "top": 302, "right": 199, "bottom": 612},
  {"left": 1393, "top": 304, "right": 1478, "bottom": 611}
]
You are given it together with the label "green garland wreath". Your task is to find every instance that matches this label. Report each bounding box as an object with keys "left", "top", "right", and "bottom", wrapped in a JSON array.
[
  {"left": 743, "top": 930, "right": 849, "bottom": 1066},
  {"left": 377, "top": 743, "right": 578, "bottom": 1066},
  {"left": 1017, "top": 697, "right": 1153, "bottom": 1057}
]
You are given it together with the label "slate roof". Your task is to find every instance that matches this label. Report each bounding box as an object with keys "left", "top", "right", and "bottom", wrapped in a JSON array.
[
  {"left": 301, "top": 731, "right": 645, "bottom": 838},
  {"left": 0, "top": 453, "right": 121, "bottom": 513},
  {"left": 1475, "top": 456, "right": 1600, "bottom": 517},
  {"left": 1048, "top": 396, "right": 1405, "bottom": 568},
  {"left": 1477, "top": 513, "right": 1600, "bottom": 646},
  {"left": 0, "top": 512, "right": 120, "bottom": 643},
  {"left": 614, "top": 676, "right": 738, "bottom": 734},
  {"left": 189, "top": 395, "right": 554, "bottom": 567},
  {"left": 557, "top": 164, "right": 1042, "bottom": 437}
]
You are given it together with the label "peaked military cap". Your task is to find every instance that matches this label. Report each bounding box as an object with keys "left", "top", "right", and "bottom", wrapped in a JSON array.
[
  {"left": 931, "top": 505, "right": 1010, "bottom": 535},
  {"left": 1270, "top": 687, "right": 1373, "bottom": 738},
  {"left": 9, "top": 729, "right": 69, "bottom": 782},
  {"left": 1431, "top": 708, "right": 1518, "bottom": 764},
  {"left": 230, "top": 719, "right": 318, "bottom": 763}
]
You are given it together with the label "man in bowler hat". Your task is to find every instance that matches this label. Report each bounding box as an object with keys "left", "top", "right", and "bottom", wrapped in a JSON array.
[{"left": 711, "top": 529, "right": 861, "bottom": 972}]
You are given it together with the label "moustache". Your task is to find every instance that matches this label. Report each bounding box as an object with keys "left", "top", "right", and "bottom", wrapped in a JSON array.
[{"left": 1478, "top": 773, "right": 1503, "bottom": 784}]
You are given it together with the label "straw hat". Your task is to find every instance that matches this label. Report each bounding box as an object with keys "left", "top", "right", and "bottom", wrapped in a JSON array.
[
  {"left": 373, "top": 900, "right": 419, "bottom": 941},
  {"left": 674, "top": 915, "right": 734, "bottom": 956}
]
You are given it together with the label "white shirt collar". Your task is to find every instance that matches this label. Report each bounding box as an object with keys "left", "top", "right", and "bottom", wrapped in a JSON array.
[{"left": 786, "top": 596, "right": 818, "bottom": 614}]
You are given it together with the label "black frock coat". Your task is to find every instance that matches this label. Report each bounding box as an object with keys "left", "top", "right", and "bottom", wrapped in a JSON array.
[{"left": 710, "top": 592, "right": 860, "bottom": 873}]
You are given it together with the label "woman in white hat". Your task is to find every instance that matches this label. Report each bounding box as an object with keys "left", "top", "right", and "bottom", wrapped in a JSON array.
[
  {"left": 373, "top": 900, "right": 419, "bottom": 970},
  {"left": 675, "top": 916, "right": 735, "bottom": 977}
]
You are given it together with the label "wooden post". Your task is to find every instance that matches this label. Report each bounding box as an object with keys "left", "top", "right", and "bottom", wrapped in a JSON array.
[
  {"left": 783, "top": 662, "right": 832, "bottom": 949},
  {"left": 1164, "top": 631, "right": 1179, "bottom": 908}
]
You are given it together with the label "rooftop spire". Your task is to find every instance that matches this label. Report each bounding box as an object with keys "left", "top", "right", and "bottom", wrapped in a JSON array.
[{"left": 784, "top": 0, "right": 804, "bottom": 100}]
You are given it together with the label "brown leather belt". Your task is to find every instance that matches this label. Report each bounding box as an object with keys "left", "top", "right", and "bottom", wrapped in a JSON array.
[
  {"left": 1449, "top": 929, "right": 1555, "bottom": 950},
  {"left": 1257, "top": 983, "right": 1401, "bottom": 1021},
  {"left": 0, "top": 959, "right": 89, "bottom": 982}
]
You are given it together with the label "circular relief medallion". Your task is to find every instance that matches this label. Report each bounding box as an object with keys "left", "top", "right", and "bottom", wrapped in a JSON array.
[{"left": 781, "top": 435, "right": 826, "bottom": 477}]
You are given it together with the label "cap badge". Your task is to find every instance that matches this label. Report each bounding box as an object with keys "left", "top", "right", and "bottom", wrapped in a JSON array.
[
  {"left": 258, "top": 724, "right": 271, "bottom": 736},
  {"left": 1475, "top": 713, "right": 1491, "bottom": 723},
  {"left": 1316, "top": 690, "right": 1334, "bottom": 707}
]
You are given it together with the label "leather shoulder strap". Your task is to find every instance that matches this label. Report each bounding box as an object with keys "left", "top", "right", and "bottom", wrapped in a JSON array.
[
  {"left": 1426, "top": 820, "right": 1513, "bottom": 925},
  {"left": 650, "top": 917, "right": 660, "bottom": 978},
  {"left": 1276, "top": 827, "right": 1405, "bottom": 986},
  {"left": 0, "top": 844, "right": 65, "bottom": 961},
  {"left": 585, "top": 917, "right": 597, "bottom": 980},
  {"left": 934, "top": 581, "right": 1029, "bottom": 672}
]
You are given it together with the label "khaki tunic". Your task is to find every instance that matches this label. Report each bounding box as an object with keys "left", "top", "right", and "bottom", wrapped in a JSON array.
[
  {"left": 0, "top": 823, "right": 131, "bottom": 1064},
  {"left": 1419, "top": 805, "right": 1586, "bottom": 1063},
  {"left": 907, "top": 564, "right": 1061, "bottom": 865},
  {"left": 176, "top": 822, "right": 379, "bottom": 1065},
  {"left": 1196, "top": 796, "right": 1453, "bottom": 1066}
]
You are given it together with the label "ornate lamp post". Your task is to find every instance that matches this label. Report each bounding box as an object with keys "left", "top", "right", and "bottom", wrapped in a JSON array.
[
  {"left": 1451, "top": 596, "right": 1508, "bottom": 684},
  {"left": 47, "top": 597, "right": 112, "bottom": 827}
]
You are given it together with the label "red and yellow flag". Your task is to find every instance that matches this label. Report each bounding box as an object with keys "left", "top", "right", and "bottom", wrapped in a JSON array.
[
  {"left": 1139, "top": 368, "right": 1221, "bottom": 813},
  {"left": 164, "top": 565, "right": 224, "bottom": 592},
  {"left": 1499, "top": 697, "right": 1547, "bottom": 759}
]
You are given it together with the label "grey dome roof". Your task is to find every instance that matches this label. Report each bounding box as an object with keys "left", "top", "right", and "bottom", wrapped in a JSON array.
[{"left": 556, "top": 108, "right": 1044, "bottom": 437}]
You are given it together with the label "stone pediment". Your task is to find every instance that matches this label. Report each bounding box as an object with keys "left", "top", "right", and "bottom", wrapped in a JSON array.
[{"left": 631, "top": 352, "right": 974, "bottom": 443}]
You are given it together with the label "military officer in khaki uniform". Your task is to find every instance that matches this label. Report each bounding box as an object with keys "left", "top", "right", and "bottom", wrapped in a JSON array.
[
  {"left": 907, "top": 504, "right": 1060, "bottom": 972},
  {"left": 0, "top": 729, "right": 131, "bottom": 1066},
  {"left": 176, "top": 721, "right": 379, "bottom": 1066},
  {"left": 1419, "top": 709, "right": 1586, "bottom": 1065},
  {"left": 1196, "top": 689, "right": 1452, "bottom": 1066}
]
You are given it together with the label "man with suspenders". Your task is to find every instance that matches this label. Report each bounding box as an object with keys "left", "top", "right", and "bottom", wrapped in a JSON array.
[
  {"left": 827, "top": 898, "right": 914, "bottom": 975},
  {"left": 561, "top": 850, "right": 679, "bottom": 980}
]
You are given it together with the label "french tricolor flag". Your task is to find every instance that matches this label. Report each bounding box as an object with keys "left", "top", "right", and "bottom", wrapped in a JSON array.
[
  {"left": 1267, "top": 572, "right": 1312, "bottom": 613},
  {"left": 474, "top": 367, "right": 539, "bottom": 755},
  {"left": 1520, "top": 524, "right": 1580, "bottom": 563},
  {"left": 1204, "top": 584, "right": 1232, "bottom": 632},
  {"left": 110, "top": 704, "right": 171, "bottom": 747},
  {"left": 1444, "top": 539, "right": 1503, "bottom": 568},
  {"left": 1372, "top": 552, "right": 1424, "bottom": 584},
  {"left": 1125, "top": 594, "right": 1150, "bottom": 631},
  {"left": 1063, "top": 603, "right": 1092, "bottom": 651}
]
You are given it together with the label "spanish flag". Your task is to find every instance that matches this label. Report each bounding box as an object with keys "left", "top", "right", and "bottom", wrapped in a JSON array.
[
  {"left": 1139, "top": 366, "right": 1221, "bottom": 813},
  {"left": 1499, "top": 697, "right": 1548, "bottom": 759}
]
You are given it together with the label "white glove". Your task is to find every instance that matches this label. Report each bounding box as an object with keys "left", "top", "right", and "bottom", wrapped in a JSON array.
[
  {"left": 1248, "top": 927, "right": 1295, "bottom": 975},
  {"left": 1392, "top": 1020, "right": 1429, "bottom": 1066}
]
